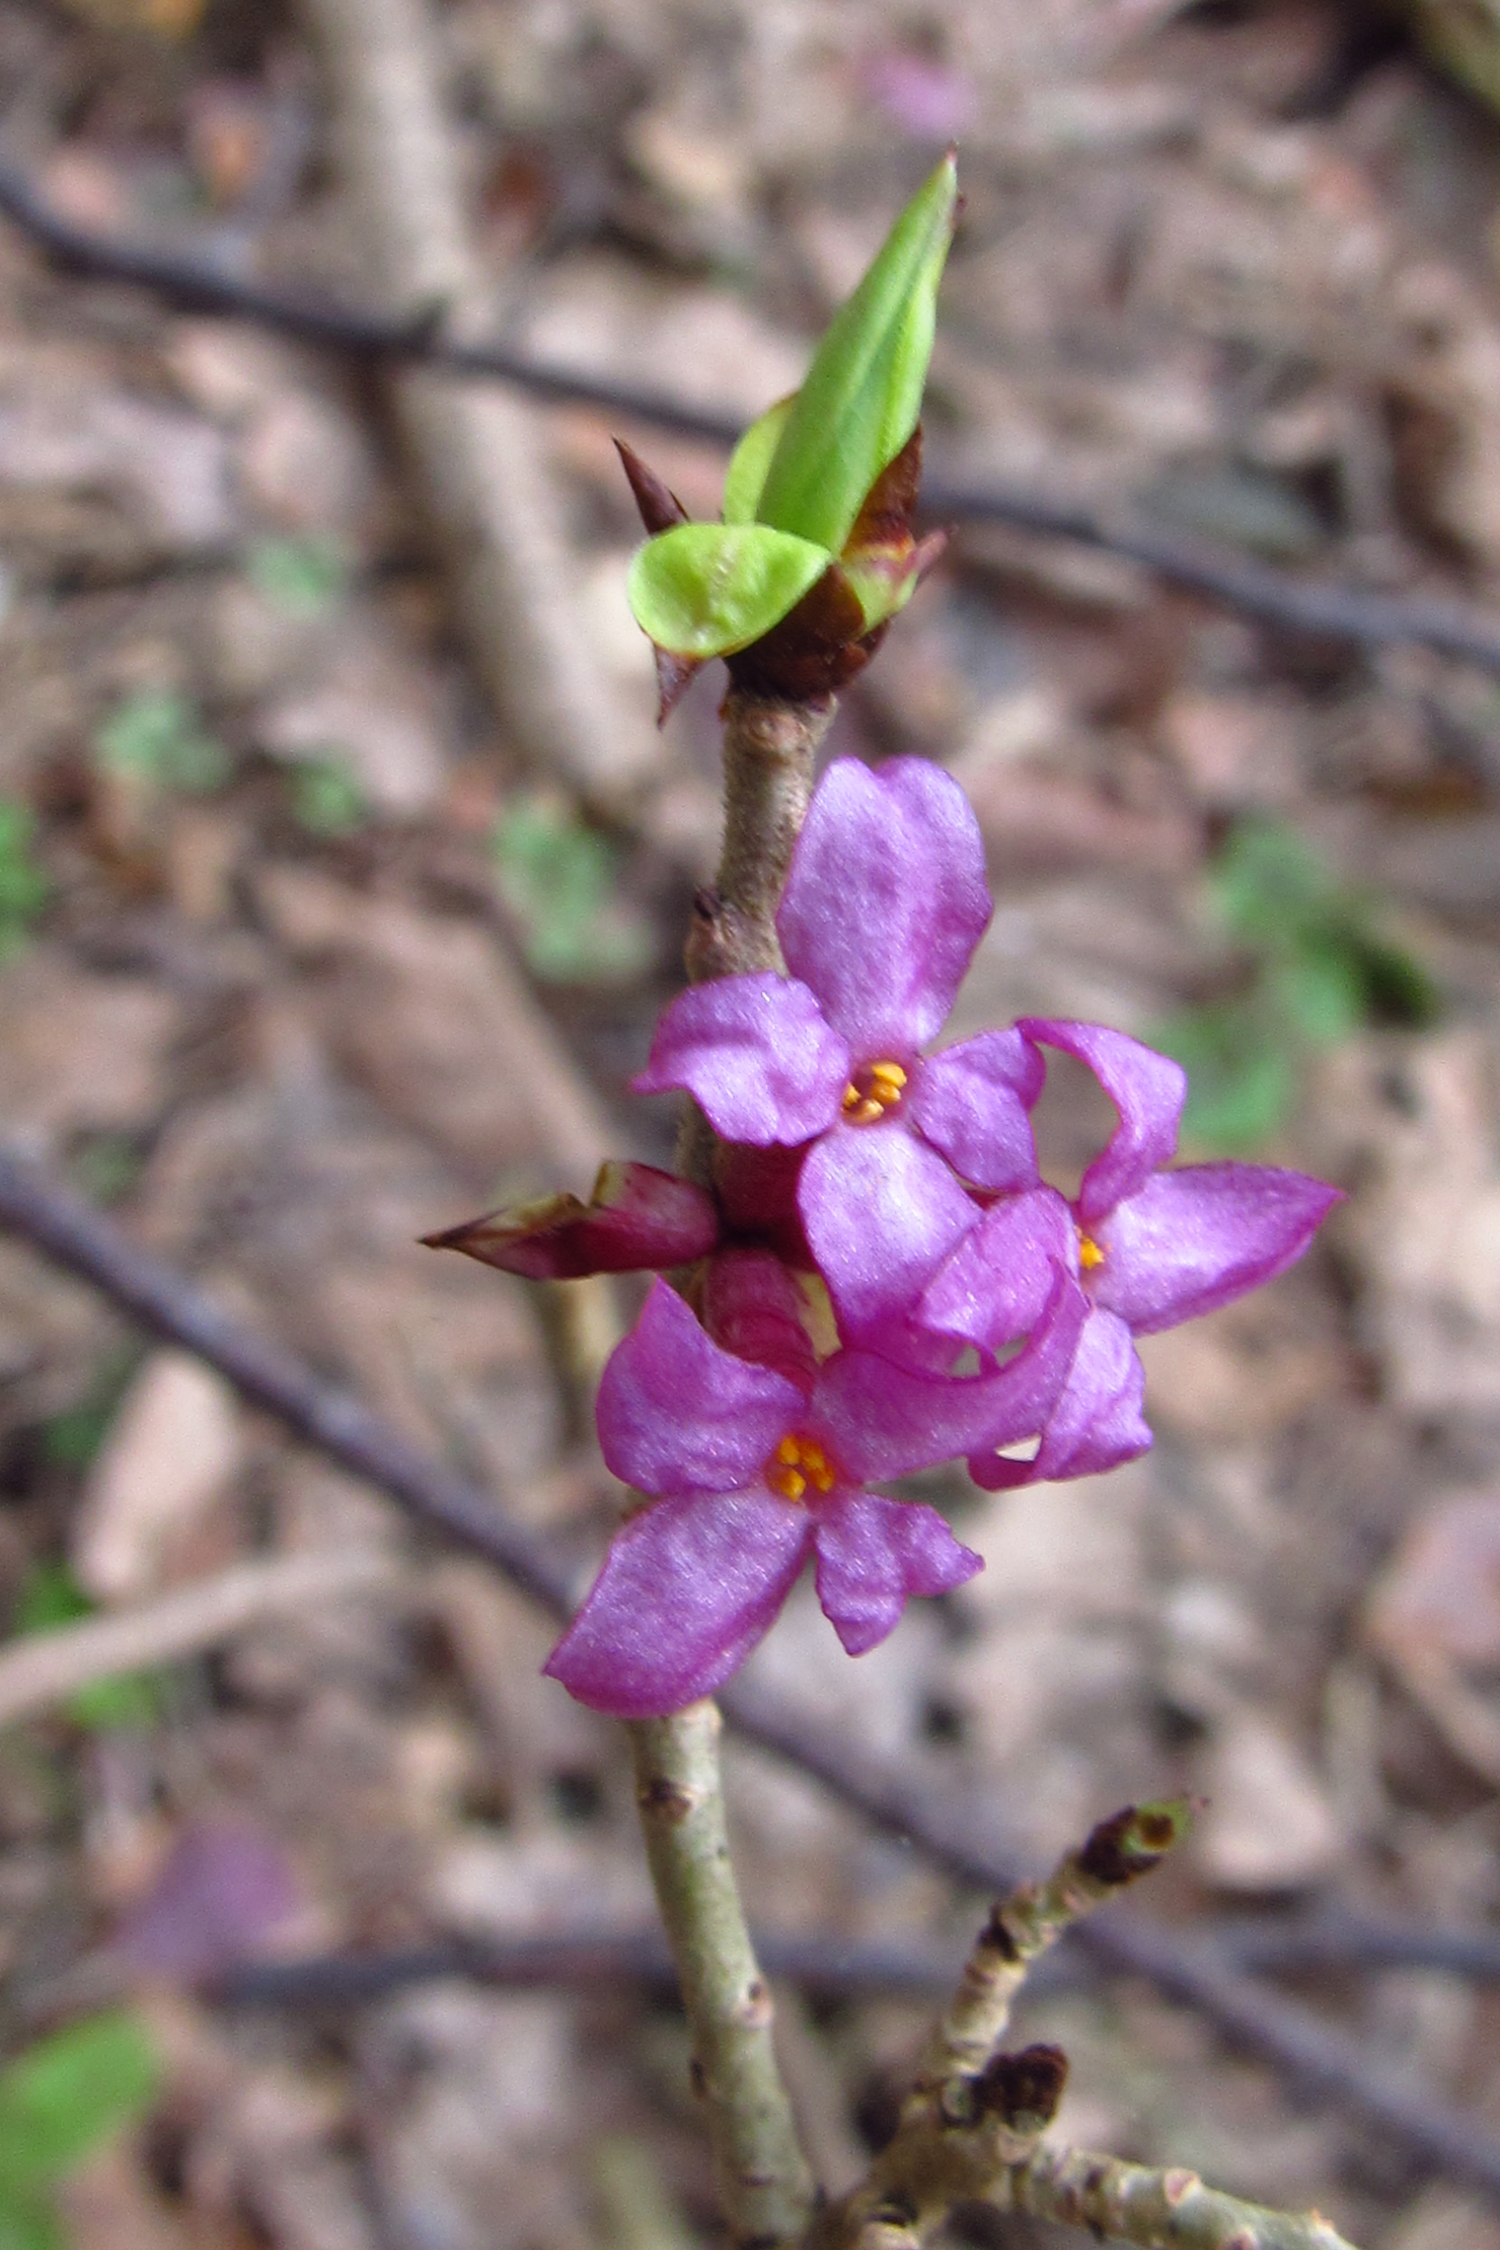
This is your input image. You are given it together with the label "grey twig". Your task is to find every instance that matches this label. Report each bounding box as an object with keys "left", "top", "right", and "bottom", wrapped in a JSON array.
[
  {"left": 1, "top": 156, "right": 1499, "bottom": 672},
  {"left": 4, "top": 1150, "right": 1500, "bottom": 2200}
]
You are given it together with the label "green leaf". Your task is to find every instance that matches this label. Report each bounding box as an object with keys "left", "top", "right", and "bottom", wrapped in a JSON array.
[
  {"left": 0, "top": 2189, "right": 61, "bottom": 2250},
  {"left": 95, "top": 692, "right": 230, "bottom": 797},
  {"left": 0, "top": 800, "right": 49, "bottom": 959},
  {"left": 753, "top": 153, "right": 957, "bottom": 553},
  {"left": 627, "top": 523, "right": 831, "bottom": 658},
  {"left": 289, "top": 757, "right": 367, "bottom": 836},
  {"left": 247, "top": 535, "right": 347, "bottom": 618},
  {"left": 493, "top": 795, "right": 652, "bottom": 984},
  {"left": 0, "top": 2015, "right": 159, "bottom": 2193},
  {"left": 1270, "top": 941, "right": 1366, "bottom": 1047},
  {"left": 1213, "top": 817, "right": 1335, "bottom": 946},
  {"left": 722, "top": 396, "right": 794, "bottom": 526},
  {"left": 1154, "top": 1003, "right": 1297, "bottom": 1153}
]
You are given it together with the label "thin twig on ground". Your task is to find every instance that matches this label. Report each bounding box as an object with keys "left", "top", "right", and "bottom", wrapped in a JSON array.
[
  {"left": 0, "top": 1549, "right": 402, "bottom": 1730},
  {"left": 293, "top": 0, "right": 658, "bottom": 807},
  {"left": 4, "top": 1151, "right": 1500, "bottom": 2199},
  {"left": 1, "top": 156, "right": 1499, "bottom": 672}
]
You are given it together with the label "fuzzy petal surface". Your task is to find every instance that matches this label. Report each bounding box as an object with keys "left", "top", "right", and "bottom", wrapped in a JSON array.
[
  {"left": 814, "top": 1266, "right": 1088, "bottom": 1479},
  {"left": 778, "top": 759, "right": 991, "bottom": 1059},
  {"left": 1090, "top": 1163, "right": 1342, "bottom": 1334},
  {"left": 703, "top": 1248, "right": 819, "bottom": 1392},
  {"left": 1020, "top": 1020, "right": 1186, "bottom": 1227},
  {"left": 969, "top": 1307, "right": 1150, "bottom": 1489},
  {"left": 544, "top": 1486, "right": 810, "bottom": 1715},
  {"left": 908, "top": 1029, "right": 1043, "bottom": 1191},
  {"left": 596, "top": 1280, "right": 803, "bottom": 1497},
  {"left": 918, "top": 1186, "right": 1076, "bottom": 1350},
  {"left": 812, "top": 1491, "right": 981, "bottom": 1656},
  {"left": 799, "top": 1123, "right": 980, "bottom": 1346},
  {"left": 634, "top": 974, "right": 849, "bottom": 1146}
]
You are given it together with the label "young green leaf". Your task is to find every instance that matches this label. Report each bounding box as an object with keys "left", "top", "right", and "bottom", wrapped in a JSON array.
[
  {"left": 721, "top": 396, "right": 794, "bottom": 526},
  {"left": 627, "top": 523, "right": 831, "bottom": 659},
  {"left": 0, "top": 2015, "right": 159, "bottom": 2194},
  {"left": 0, "top": 801, "right": 49, "bottom": 957},
  {"left": 753, "top": 152, "right": 957, "bottom": 554}
]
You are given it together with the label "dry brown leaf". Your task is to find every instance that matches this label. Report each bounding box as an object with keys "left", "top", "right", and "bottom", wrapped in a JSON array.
[{"left": 73, "top": 1350, "right": 243, "bottom": 1604}]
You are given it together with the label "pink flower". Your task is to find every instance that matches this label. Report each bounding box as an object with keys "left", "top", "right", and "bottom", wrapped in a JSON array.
[
  {"left": 544, "top": 1256, "right": 1084, "bottom": 1716},
  {"left": 918, "top": 1022, "right": 1343, "bottom": 1487},
  {"left": 635, "top": 759, "right": 1042, "bottom": 1348}
]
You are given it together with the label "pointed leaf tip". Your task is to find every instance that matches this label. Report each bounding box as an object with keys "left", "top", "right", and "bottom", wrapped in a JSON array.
[{"left": 753, "top": 153, "right": 957, "bottom": 554}]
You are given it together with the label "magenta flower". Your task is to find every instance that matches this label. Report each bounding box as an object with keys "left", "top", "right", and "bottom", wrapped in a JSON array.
[
  {"left": 634, "top": 758, "right": 1043, "bottom": 1347},
  {"left": 918, "top": 1021, "right": 1342, "bottom": 1488},
  {"left": 544, "top": 1255, "right": 1084, "bottom": 1716},
  {"left": 922, "top": 1026, "right": 1340, "bottom": 1485}
]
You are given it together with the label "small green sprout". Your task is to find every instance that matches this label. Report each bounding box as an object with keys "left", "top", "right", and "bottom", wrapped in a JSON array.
[
  {"left": 0, "top": 800, "right": 49, "bottom": 958},
  {"left": 248, "top": 535, "right": 348, "bottom": 619},
  {"left": 494, "top": 793, "right": 652, "bottom": 984},
  {"left": 95, "top": 690, "right": 231, "bottom": 796},
  {"left": 0, "top": 2013, "right": 160, "bottom": 2250},
  {"left": 1155, "top": 817, "right": 1439, "bottom": 1151},
  {"left": 625, "top": 154, "right": 958, "bottom": 695},
  {"left": 289, "top": 755, "right": 368, "bottom": 836}
]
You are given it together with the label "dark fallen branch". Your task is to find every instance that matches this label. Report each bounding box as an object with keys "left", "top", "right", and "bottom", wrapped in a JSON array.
[
  {"left": 2, "top": 156, "right": 1500, "bottom": 673},
  {"left": 212, "top": 1925, "right": 968, "bottom": 2009},
  {"left": 211, "top": 1910, "right": 1500, "bottom": 2014},
  {"left": 4, "top": 1147, "right": 1500, "bottom": 2199}
]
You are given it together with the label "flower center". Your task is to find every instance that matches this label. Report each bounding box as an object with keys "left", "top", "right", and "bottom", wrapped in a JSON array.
[
  {"left": 841, "top": 1059, "right": 907, "bottom": 1126},
  {"left": 766, "top": 1432, "right": 837, "bottom": 1503},
  {"left": 1077, "top": 1229, "right": 1106, "bottom": 1271}
]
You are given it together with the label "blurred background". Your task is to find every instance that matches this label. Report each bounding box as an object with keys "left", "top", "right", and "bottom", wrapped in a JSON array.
[{"left": 3, "top": 0, "right": 1500, "bottom": 2244}]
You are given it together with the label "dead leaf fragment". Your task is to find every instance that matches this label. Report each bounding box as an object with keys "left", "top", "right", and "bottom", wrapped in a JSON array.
[
  {"left": 1196, "top": 1711, "right": 1343, "bottom": 1891},
  {"left": 74, "top": 1350, "right": 243, "bottom": 1603}
]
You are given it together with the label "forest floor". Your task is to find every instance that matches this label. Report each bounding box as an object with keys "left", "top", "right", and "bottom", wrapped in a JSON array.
[{"left": 5, "top": 1, "right": 1500, "bottom": 2246}]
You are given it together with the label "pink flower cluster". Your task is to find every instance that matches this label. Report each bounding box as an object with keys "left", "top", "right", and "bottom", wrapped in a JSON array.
[{"left": 444, "top": 759, "right": 1339, "bottom": 1718}]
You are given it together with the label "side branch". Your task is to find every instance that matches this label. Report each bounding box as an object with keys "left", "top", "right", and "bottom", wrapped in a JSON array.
[
  {"left": 818, "top": 1805, "right": 1192, "bottom": 2248},
  {"left": 628, "top": 1703, "right": 814, "bottom": 2249},
  {"left": 999, "top": 2145, "right": 1360, "bottom": 2250}
]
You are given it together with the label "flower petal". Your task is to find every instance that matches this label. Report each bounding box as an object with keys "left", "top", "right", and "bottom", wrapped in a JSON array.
[
  {"left": 812, "top": 1491, "right": 981, "bottom": 1656},
  {"left": 422, "top": 1162, "right": 720, "bottom": 1280},
  {"left": 799, "top": 1125, "right": 980, "bottom": 1346},
  {"left": 909, "top": 1029, "right": 1043, "bottom": 1190},
  {"left": 544, "top": 1487, "right": 810, "bottom": 1716},
  {"left": 778, "top": 759, "right": 991, "bottom": 1059},
  {"left": 969, "top": 1308, "right": 1150, "bottom": 1489},
  {"left": 814, "top": 1264, "right": 1088, "bottom": 1480},
  {"left": 917, "top": 1186, "right": 1076, "bottom": 1350},
  {"left": 1019, "top": 1020, "right": 1186, "bottom": 1227},
  {"left": 703, "top": 1248, "right": 819, "bottom": 1392},
  {"left": 634, "top": 975, "right": 849, "bottom": 1146},
  {"left": 1090, "top": 1163, "right": 1342, "bottom": 1334},
  {"left": 596, "top": 1280, "right": 803, "bottom": 1497}
]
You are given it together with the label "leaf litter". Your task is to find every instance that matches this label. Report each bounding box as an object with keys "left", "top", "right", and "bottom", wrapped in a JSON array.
[{"left": 8, "top": 0, "right": 1500, "bottom": 2244}]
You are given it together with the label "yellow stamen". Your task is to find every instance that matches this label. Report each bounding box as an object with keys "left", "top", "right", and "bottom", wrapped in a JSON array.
[
  {"left": 841, "top": 1059, "right": 909, "bottom": 1123},
  {"left": 1077, "top": 1231, "right": 1106, "bottom": 1271},
  {"left": 766, "top": 1433, "right": 838, "bottom": 1503}
]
